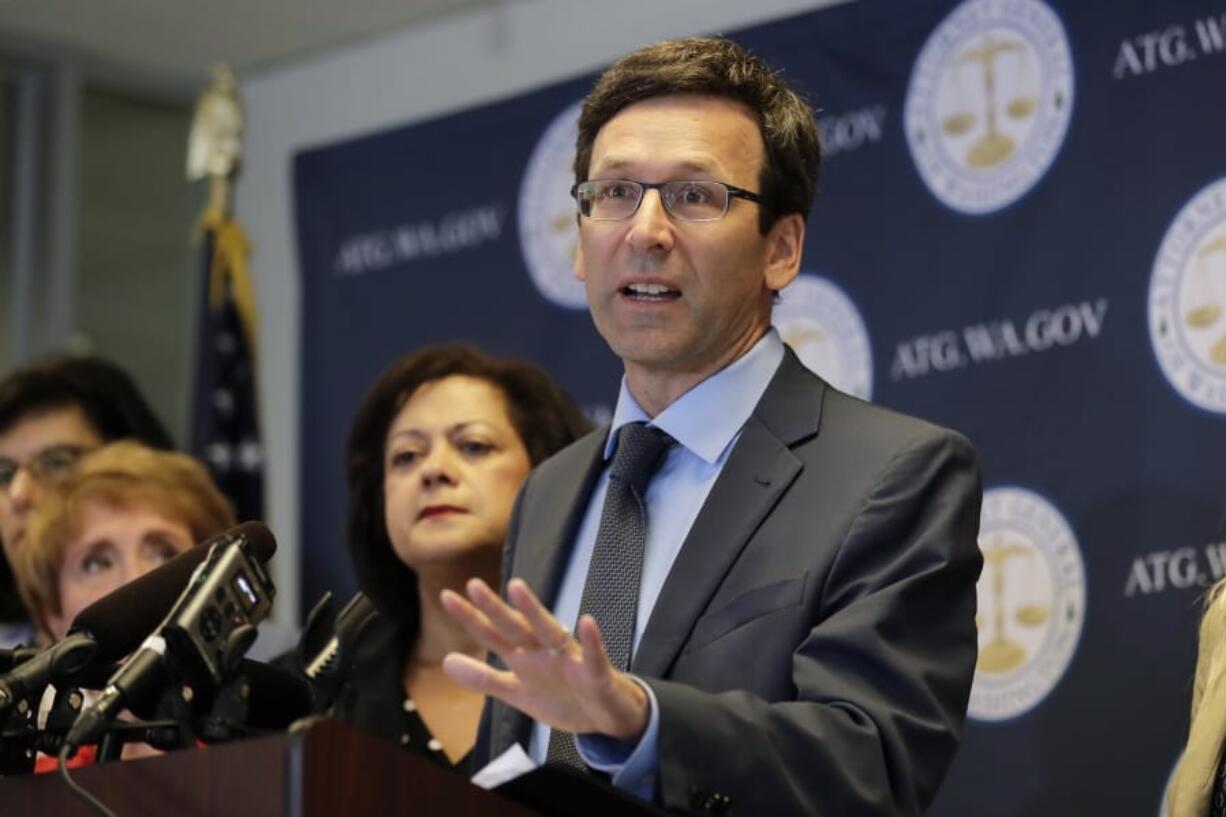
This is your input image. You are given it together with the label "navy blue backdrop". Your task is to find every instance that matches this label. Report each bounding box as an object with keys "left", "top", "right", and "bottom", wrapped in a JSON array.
[{"left": 294, "top": 0, "right": 1226, "bottom": 812}]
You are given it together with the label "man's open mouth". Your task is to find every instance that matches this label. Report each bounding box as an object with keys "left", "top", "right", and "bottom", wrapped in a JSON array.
[{"left": 621, "top": 282, "right": 680, "bottom": 301}]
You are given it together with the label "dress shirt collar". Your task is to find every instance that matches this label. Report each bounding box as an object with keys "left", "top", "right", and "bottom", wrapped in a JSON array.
[{"left": 604, "top": 329, "right": 785, "bottom": 465}]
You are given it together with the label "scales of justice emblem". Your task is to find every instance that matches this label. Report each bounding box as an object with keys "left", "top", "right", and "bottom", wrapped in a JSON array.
[
  {"left": 775, "top": 273, "right": 873, "bottom": 401},
  {"left": 968, "top": 487, "right": 1085, "bottom": 721},
  {"left": 1149, "top": 176, "right": 1226, "bottom": 414},
  {"left": 1183, "top": 233, "right": 1226, "bottom": 366},
  {"left": 518, "top": 100, "right": 588, "bottom": 309},
  {"left": 977, "top": 535, "right": 1050, "bottom": 674},
  {"left": 905, "top": 0, "right": 1074, "bottom": 215},
  {"left": 939, "top": 33, "right": 1039, "bottom": 171}
]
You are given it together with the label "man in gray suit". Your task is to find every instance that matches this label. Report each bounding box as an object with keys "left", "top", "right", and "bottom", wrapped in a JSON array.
[{"left": 441, "top": 36, "right": 983, "bottom": 815}]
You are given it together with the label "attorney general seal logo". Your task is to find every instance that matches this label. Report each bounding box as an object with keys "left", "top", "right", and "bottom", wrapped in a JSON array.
[
  {"left": 904, "top": 0, "right": 1074, "bottom": 215},
  {"left": 776, "top": 273, "right": 873, "bottom": 400},
  {"left": 518, "top": 100, "right": 587, "bottom": 309},
  {"left": 969, "top": 486, "right": 1085, "bottom": 721},
  {"left": 1148, "top": 176, "right": 1226, "bottom": 415}
]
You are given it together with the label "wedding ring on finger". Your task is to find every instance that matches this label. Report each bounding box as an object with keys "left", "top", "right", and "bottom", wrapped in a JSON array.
[{"left": 547, "top": 632, "right": 571, "bottom": 655}]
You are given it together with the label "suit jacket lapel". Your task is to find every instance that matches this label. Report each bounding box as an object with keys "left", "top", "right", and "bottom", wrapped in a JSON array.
[
  {"left": 496, "top": 429, "right": 606, "bottom": 755},
  {"left": 511, "top": 430, "right": 606, "bottom": 604},
  {"left": 632, "top": 349, "right": 826, "bottom": 678}
]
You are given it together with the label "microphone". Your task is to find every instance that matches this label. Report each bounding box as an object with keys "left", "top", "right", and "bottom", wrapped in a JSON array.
[
  {"left": 0, "top": 645, "right": 42, "bottom": 672},
  {"left": 0, "top": 636, "right": 97, "bottom": 714},
  {"left": 69, "top": 541, "right": 219, "bottom": 665},
  {"left": 0, "top": 529, "right": 250, "bottom": 714},
  {"left": 206, "top": 658, "right": 315, "bottom": 734},
  {"left": 63, "top": 521, "right": 277, "bottom": 751},
  {"left": 300, "top": 591, "right": 380, "bottom": 713},
  {"left": 305, "top": 592, "right": 379, "bottom": 681}
]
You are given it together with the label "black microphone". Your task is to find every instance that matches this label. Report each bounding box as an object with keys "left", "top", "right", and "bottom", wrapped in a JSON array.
[
  {"left": 0, "top": 636, "right": 97, "bottom": 714},
  {"left": 63, "top": 521, "right": 277, "bottom": 751},
  {"left": 0, "top": 528, "right": 257, "bottom": 715},
  {"left": 69, "top": 541, "right": 218, "bottom": 665},
  {"left": 213, "top": 658, "right": 315, "bottom": 733},
  {"left": 304, "top": 592, "right": 379, "bottom": 680},
  {"left": 0, "top": 645, "right": 42, "bottom": 673},
  {"left": 300, "top": 591, "right": 380, "bottom": 713}
]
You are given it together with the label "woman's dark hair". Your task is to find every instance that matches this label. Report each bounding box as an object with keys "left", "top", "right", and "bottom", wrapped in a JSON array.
[
  {"left": 0, "top": 355, "right": 174, "bottom": 622},
  {"left": 346, "top": 343, "right": 592, "bottom": 624},
  {"left": 0, "top": 356, "right": 174, "bottom": 449}
]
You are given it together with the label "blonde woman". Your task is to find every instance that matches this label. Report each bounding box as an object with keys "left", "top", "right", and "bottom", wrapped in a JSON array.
[
  {"left": 15, "top": 440, "right": 233, "bottom": 644},
  {"left": 1171, "top": 583, "right": 1226, "bottom": 816},
  {"left": 13, "top": 440, "right": 235, "bottom": 768}
]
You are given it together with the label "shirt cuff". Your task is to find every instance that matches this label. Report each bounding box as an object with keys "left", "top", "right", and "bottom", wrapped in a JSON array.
[{"left": 576, "top": 675, "right": 660, "bottom": 800}]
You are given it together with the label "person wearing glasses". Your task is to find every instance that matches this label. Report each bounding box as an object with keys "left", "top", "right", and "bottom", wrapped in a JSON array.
[
  {"left": 330, "top": 344, "right": 590, "bottom": 772},
  {"left": 15, "top": 441, "right": 232, "bottom": 644},
  {"left": 13, "top": 440, "right": 233, "bottom": 768},
  {"left": 0, "top": 356, "right": 173, "bottom": 647},
  {"left": 440, "top": 37, "right": 983, "bottom": 816}
]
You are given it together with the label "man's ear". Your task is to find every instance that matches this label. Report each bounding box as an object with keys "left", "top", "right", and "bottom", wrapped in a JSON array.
[
  {"left": 573, "top": 223, "right": 587, "bottom": 283},
  {"left": 764, "top": 213, "right": 805, "bottom": 292}
]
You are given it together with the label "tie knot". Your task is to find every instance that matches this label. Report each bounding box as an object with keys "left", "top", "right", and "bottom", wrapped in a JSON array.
[{"left": 609, "top": 422, "right": 672, "bottom": 494}]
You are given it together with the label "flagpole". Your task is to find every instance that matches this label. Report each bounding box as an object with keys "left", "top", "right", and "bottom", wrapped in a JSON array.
[{"left": 186, "top": 64, "right": 265, "bottom": 527}]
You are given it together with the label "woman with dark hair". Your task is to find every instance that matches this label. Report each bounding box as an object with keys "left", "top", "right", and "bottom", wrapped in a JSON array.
[
  {"left": 333, "top": 343, "right": 591, "bottom": 770},
  {"left": 0, "top": 356, "right": 173, "bottom": 647}
]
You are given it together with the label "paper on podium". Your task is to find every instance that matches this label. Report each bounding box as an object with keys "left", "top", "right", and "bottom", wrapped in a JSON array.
[{"left": 471, "top": 743, "right": 538, "bottom": 790}]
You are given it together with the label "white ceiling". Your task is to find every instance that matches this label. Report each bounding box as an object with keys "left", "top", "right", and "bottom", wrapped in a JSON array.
[{"left": 0, "top": 0, "right": 497, "bottom": 100}]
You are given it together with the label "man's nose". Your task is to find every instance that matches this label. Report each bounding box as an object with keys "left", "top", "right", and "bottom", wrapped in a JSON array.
[{"left": 625, "top": 189, "right": 675, "bottom": 253}]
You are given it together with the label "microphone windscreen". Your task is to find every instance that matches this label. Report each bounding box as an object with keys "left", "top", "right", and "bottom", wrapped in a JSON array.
[
  {"left": 235, "top": 520, "right": 277, "bottom": 563},
  {"left": 71, "top": 545, "right": 211, "bottom": 665},
  {"left": 68, "top": 522, "right": 278, "bottom": 665},
  {"left": 234, "top": 658, "right": 316, "bottom": 729}
]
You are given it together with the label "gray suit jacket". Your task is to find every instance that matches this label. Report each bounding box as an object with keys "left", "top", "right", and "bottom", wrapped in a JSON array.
[{"left": 483, "top": 348, "right": 983, "bottom": 816}]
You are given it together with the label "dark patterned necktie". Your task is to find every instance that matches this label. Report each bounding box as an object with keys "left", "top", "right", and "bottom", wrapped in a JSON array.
[{"left": 545, "top": 422, "right": 673, "bottom": 768}]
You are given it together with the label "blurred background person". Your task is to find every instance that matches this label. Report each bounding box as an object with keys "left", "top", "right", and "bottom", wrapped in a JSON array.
[
  {"left": 0, "top": 357, "right": 174, "bottom": 647},
  {"left": 14, "top": 439, "right": 232, "bottom": 642},
  {"left": 333, "top": 343, "right": 590, "bottom": 771},
  {"left": 1170, "top": 571, "right": 1226, "bottom": 817},
  {"left": 12, "top": 439, "right": 233, "bottom": 768}
]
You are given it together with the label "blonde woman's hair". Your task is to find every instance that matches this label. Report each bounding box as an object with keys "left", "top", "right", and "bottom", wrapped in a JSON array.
[
  {"left": 1170, "top": 580, "right": 1226, "bottom": 817},
  {"left": 14, "top": 440, "right": 235, "bottom": 631}
]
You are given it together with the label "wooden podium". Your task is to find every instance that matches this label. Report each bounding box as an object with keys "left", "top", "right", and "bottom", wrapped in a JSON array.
[{"left": 0, "top": 718, "right": 544, "bottom": 816}]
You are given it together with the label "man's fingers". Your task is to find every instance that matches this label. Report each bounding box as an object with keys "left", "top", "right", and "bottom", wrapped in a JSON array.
[
  {"left": 442, "top": 653, "right": 520, "bottom": 699},
  {"left": 440, "top": 588, "right": 517, "bottom": 655},
  {"left": 507, "top": 578, "right": 572, "bottom": 652},
  {"left": 466, "top": 579, "right": 538, "bottom": 648},
  {"left": 576, "top": 614, "right": 613, "bottom": 676}
]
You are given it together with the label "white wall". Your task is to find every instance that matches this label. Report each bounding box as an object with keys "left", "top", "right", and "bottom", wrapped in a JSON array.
[{"left": 236, "top": 0, "right": 847, "bottom": 651}]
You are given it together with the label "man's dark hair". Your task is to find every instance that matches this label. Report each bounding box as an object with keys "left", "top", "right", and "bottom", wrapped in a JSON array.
[
  {"left": 0, "top": 355, "right": 174, "bottom": 622},
  {"left": 575, "top": 36, "right": 822, "bottom": 233},
  {"left": 0, "top": 356, "right": 173, "bottom": 449},
  {"left": 346, "top": 343, "right": 593, "bottom": 625}
]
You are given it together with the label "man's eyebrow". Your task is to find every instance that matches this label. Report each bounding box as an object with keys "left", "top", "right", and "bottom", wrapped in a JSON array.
[{"left": 593, "top": 157, "right": 722, "bottom": 176}]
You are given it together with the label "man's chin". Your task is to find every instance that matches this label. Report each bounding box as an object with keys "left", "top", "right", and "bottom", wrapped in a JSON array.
[{"left": 606, "top": 332, "right": 692, "bottom": 367}]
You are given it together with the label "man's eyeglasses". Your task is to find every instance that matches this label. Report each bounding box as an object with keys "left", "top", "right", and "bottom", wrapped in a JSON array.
[
  {"left": 571, "top": 179, "right": 763, "bottom": 222},
  {"left": 0, "top": 444, "right": 89, "bottom": 489}
]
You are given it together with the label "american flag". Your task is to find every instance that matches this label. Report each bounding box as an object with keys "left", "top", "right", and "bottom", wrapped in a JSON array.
[{"left": 190, "top": 210, "right": 264, "bottom": 523}]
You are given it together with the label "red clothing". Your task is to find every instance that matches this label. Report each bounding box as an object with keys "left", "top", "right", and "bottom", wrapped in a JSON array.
[{"left": 33, "top": 744, "right": 96, "bottom": 773}]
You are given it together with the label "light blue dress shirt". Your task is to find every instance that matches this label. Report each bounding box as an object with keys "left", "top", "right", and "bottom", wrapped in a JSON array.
[{"left": 526, "top": 329, "right": 785, "bottom": 798}]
